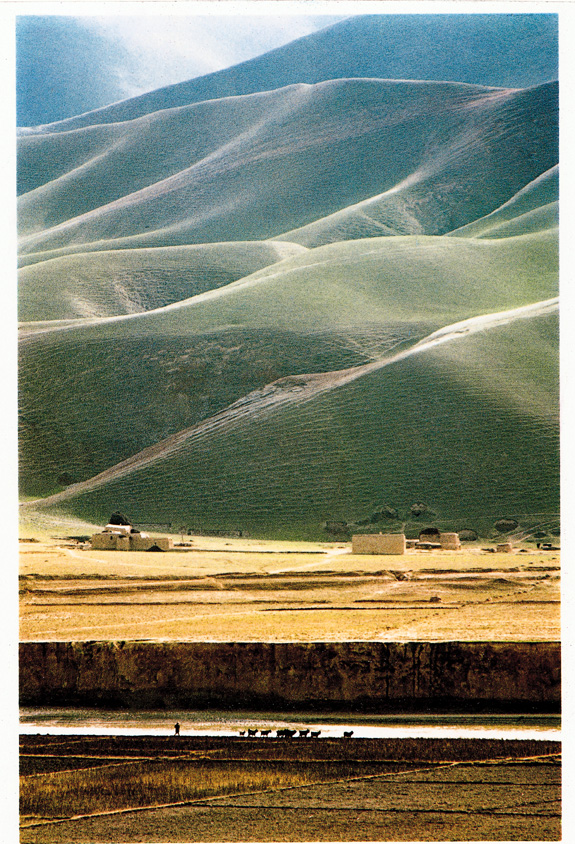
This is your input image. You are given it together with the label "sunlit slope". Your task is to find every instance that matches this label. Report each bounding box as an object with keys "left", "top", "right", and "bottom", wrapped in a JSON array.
[
  {"left": 448, "top": 165, "right": 558, "bottom": 239},
  {"left": 18, "top": 241, "right": 306, "bottom": 321},
  {"left": 31, "top": 306, "right": 559, "bottom": 540},
  {"left": 462, "top": 203, "right": 558, "bottom": 240},
  {"left": 18, "top": 228, "right": 306, "bottom": 271},
  {"left": 18, "top": 80, "right": 558, "bottom": 258},
  {"left": 277, "top": 165, "right": 558, "bottom": 247},
  {"left": 30, "top": 14, "right": 557, "bottom": 133},
  {"left": 21, "top": 228, "right": 558, "bottom": 340},
  {"left": 18, "top": 230, "right": 558, "bottom": 497}
]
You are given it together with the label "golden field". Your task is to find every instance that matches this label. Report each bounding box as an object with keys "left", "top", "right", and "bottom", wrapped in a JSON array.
[{"left": 19, "top": 525, "right": 559, "bottom": 642}]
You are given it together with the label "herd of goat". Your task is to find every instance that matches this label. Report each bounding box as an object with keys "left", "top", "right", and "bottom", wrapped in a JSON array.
[{"left": 237, "top": 728, "right": 354, "bottom": 738}]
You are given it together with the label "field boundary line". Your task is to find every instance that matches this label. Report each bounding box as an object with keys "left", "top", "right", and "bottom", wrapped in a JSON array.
[
  {"left": 20, "top": 752, "right": 561, "bottom": 829},
  {"left": 185, "top": 803, "right": 561, "bottom": 818},
  {"left": 21, "top": 748, "right": 226, "bottom": 778},
  {"left": 19, "top": 761, "right": 462, "bottom": 829}
]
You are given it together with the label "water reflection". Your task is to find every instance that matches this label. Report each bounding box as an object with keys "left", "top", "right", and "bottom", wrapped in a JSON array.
[{"left": 20, "top": 707, "right": 560, "bottom": 741}]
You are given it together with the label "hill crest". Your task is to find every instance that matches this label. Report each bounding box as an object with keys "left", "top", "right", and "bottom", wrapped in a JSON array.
[{"left": 22, "top": 13, "right": 557, "bottom": 132}]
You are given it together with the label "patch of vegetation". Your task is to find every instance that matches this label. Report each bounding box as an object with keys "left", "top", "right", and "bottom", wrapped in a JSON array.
[
  {"left": 495, "top": 518, "right": 520, "bottom": 533},
  {"left": 20, "top": 757, "right": 385, "bottom": 819}
]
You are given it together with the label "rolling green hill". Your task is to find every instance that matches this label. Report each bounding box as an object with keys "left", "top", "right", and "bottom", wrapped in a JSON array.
[
  {"left": 19, "top": 230, "right": 558, "bottom": 500},
  {"left": 448, "top": 165, "right": 558, "bottom": 239},
  {"left": 29, "top": 302, "right": 558, "bottom": 540},
  {"left": 18, "top": 241, "right": 306, "bottom": 321},
  {"left": 27, "top": 14, "right": 557, "bottom": 133},
  {"left": 277, "top": 164, "right": 559, "bottom": 247},
  {"left": 18, "top": 79, "right": 558, "bottom": 260}
]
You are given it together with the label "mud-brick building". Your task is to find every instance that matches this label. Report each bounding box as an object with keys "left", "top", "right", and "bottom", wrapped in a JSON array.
[
  {"left": 438, "top": 532, "right": 461, "bottom": 550},
  {"left": 352, "top": 533, "right": 406, "bottom": 555},
  {"left": 352, "top": 531, "right": 462, "bottom": 554},
  {"left": 91, "top": 523, "right": 172, "bottom": 551},
  {"left": 417, "top": 528, "right": 461, "bottom": 550}
]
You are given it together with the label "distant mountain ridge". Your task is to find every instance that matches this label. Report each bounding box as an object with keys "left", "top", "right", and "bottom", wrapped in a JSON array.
[{"left": 24, "top": 14, "right": 558, "bottom": 133}]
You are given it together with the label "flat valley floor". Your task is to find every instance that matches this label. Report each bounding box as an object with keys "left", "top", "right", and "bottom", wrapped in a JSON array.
[
  {"left": 19, "top": 530, "right": 561, "bottom": 841},
  {"left": 19, "top": 533, "right": 560, "bottom": 641},
  {"left": 20, "top": 735, "right": 561, "bottom": 842}
]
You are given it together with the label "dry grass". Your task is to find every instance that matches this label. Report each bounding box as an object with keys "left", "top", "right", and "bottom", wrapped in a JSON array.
[
  {"left": 19, "top": 601, "right": 559, "bottom": 642},
  {"left": 20, "top": 735, "right": 561, "bottom": 823},
  {"left": 20, "top": 757, "right": 378, "bottom": 819},
  {"left": 19, "top": 531, "right": 560, "bottom": 642},
  {"left": 18, "top": 529, "right": 559, "bottom": 580}
]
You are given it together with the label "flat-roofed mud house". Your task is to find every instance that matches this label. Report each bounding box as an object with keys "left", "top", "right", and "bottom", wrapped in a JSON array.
[
  {"left": 352, "top": 531, "right": 462, "bottom": 554},
  {"left": 352, "top": 533, "right": 407, "bottom": 555},
  {"left": 91, "top": 522, "right": 173, "bottom": 551}
]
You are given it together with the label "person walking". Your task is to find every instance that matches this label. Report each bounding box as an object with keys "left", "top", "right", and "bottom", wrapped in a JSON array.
[{"left": 174, "top": 722, "right": 180, "bottom": 736}]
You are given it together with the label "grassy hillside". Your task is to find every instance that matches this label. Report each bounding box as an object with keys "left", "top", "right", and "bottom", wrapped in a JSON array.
[
  {"left": 18, "top": 79, "right": 558, "bottom": 259},
  {"left": 18, "top": 230, "right": 306, "bottom": 271},
  {"left": 31, "top": 306, "right": 558, "bottom": 540},
  {"left": 19, "top": 230, "right": 557, "bottom": 498},
  {"left": 278, "top": 165, "right": 558, "bottom": 247},
  {"left": 21, "top": 229, "right": 559, "bottom": 340},
  {"left": 17, "top": 16, "right": 559, "bottom": 537},
  {"left": 30, "top": 14, "right": 557, "bottom": 133},
  {"left": 18, "top": 241, "right": 306, "bottom": 321},
  {"left": 462, "top": 202, "right": 558, "bottom": 240},
  {"left": 448, "top": 165, "right": 558, "bottom": 238}
]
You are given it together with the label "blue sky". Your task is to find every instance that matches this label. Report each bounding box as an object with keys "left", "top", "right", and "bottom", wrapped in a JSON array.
[{"left": 17, "top": 13, "right": 345, "bottom": 125}]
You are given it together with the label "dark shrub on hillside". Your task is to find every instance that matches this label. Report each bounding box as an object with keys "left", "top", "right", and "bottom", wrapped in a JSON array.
[
  {"left": 324, "top": 521, "right": 350, "bottom": 537},
  {"left": 494, "top": 518, "right": 519, "bottom": 533},
  {"left": 370, "top": 504, "right": 399, "bottom": 523}
]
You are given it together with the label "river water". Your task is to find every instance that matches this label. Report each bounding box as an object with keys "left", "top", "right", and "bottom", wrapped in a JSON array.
[{"left": 19, "top": 708, "right": 561, "bottom": 741}]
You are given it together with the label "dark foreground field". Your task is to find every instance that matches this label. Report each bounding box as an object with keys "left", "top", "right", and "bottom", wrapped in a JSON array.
[{"left": 20, "top": 735, "right": 560, "bottom": 842}]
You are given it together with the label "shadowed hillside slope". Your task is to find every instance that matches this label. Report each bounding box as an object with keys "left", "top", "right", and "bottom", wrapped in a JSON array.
[
  {"left": 24, "top": 14, "right": 557, "bottom": 133},
  {"left": 18, "top": 241, "right": 306, "bottom": 321},
  {"left": 18, "top": 80, "right": 558, "bottom": 260},
  {"left": 19, "top": 230, "right": 558, "bottom": 498},
  {"left": 30, "top": 304, "right": 558, "bottom": 540},
  {"left": 447, "top": 165, "right": 558, "bottom": 239},
  {"left": 277, "top": 164, "right": 558, "bottom": 247}
]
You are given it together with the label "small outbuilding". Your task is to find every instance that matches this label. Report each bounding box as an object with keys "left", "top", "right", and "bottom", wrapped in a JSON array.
[
  {"left": 418, "top": 528, "right": 440, "bottom": 543},
  {"left": 439, "top": 532, "right": 461, "bottom": 551}
]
